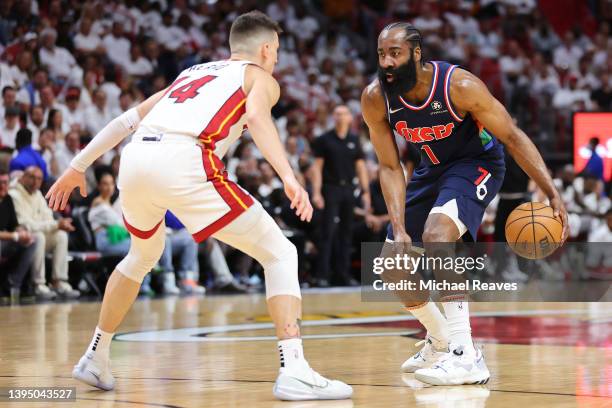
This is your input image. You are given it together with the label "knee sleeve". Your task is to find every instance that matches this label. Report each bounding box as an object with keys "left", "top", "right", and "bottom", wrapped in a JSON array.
[
  {"left": 116, "top": 225, "right": 165, "bottom": 283},
  {"left": 213, "top": 204, "right": 301, "bottom": 299},
  {"left": 258, "top": 226, "right": 300, "bottom": 299}
]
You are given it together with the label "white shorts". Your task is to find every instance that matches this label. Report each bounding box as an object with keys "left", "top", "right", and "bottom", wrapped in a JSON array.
[{"left": 117, "top": 134, "right": 254, "bottom": 242}]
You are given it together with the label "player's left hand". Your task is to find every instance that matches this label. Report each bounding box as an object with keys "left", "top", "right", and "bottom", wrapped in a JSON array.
[
  {"left": 46, "top": 167, "right": 87, "bottom": 211},
  {"left": 284, "top": 176, "right": 313, "bottom": 222},
  {"left": 549, "top": 194, "right": 569, "bottom": 244}
]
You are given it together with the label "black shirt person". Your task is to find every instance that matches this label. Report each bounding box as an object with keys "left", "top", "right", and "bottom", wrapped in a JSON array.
[
  {"left": 311, "top": 105, "right": 370, "bottom": 286},
  {"left": 0, "top": 169, "right": 36, "bottom": 303}
]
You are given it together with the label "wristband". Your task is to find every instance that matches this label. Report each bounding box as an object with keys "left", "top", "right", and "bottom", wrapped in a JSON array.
[{"left": 12, "top": 232, "right": 19, "bottom": 242}]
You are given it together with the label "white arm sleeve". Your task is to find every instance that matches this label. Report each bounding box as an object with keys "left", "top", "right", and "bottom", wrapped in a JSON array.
[{"left": 70, "top": 108, "right": 141, "bottom": 172}]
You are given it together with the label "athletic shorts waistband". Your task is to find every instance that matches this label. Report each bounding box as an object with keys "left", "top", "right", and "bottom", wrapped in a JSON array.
[{"left": 131, "top": 133, "right": 197, "bottom": 144}]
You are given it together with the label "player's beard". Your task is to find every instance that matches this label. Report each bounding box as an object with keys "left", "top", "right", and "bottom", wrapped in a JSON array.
[{"left": 377, "top": 51, "right": 418, "bottom": 98}]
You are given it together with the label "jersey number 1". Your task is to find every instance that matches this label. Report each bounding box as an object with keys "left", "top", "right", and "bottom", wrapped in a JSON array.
[
  {"left": 421, "top": 145, "right": 440, "bottom": 165},
  {"left": 168, "top": 75, "right": 217, "bottom": 103}
]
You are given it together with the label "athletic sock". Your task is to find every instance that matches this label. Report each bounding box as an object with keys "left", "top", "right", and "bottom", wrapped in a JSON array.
[
  {"left": 442, "top": 300, "right": 475, "bottom": 353},
  {"left": 87, "top": 326, "right": 114, "bottom": 362},
  {"left": 407, "top": 301, "right": 449, "bottom": 349},
  {"left": 278, "top": 338, "right": 309, "bottom": 373}
]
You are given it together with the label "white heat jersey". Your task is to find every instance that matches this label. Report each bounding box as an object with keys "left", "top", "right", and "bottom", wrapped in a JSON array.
[{"left": 136, "top": 59, "right": 252, "bottom": 158}]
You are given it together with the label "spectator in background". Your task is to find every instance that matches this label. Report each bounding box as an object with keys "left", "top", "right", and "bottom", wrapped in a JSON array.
[
  {"left": 583, "top": 137, "right": 605, "bottom": 181},
  {"left": 9, "top": 129, "right": 48, "bottom": 180},
  {"left": 592, "top": 72, "right": 612, "bottom": 111},
  {"left": 40, "top": 85, "right": 68, "bottom": 126},
  {"left": 38, "top": 27, "right": 82, "bottom": 86},
  {"left": 37, "top": 127, "right": 59, "bottom": 179},
  {"left": 475, "top": 19, "right": 501, "bottom": 58},
  {"left": 553, "top": 75, "right": 592, "bottom": 110},
  {"left": 9, "top": 166, "right": 79, "bottom": 299},
  {"left": 353, "top": 161, "right": 389, "bottom": 242},
  {"left": 85, "top": 88, "right": 112, "bottom": 138},
  {"left": 73, "top": 16, "right": 103, "bottom": 55},
  {"left": 124, "top": 44, "right": 153, "bottom": 78},
  {"left": 63, "top": 87, "right": 86, "bottom": 132},
  {"left": 27, "top": 105, "right": 45, "bottom": 147},
  {"left": 553, "top": 31, "right": 583, "bottom": 72},
  {"left": 311, "top": 105, "right": 369, "bottom": 287},
  {"left": 158, "top": 211, "right": 205, "bottom": 295},
  {"left": 16, "top": 67, "right": 48, "bottom": 109},
  {"left": 0, "top": 106, "right": 20, "bottom": 149},
  {"left": 88, "top": 172, "right": 130, "bottom": 257},
  {"left": 531, "top": 22, "right": 560, "bottom": 55},
  {"left": 8, "top": 50, "right": 34, "bottom": 90},
  {"left": 102, "top": 21, "right": 131, "bottom": 68},
  {"left": 155, "top": 11, "right": 185, "bottom": 52},
  {"left": 56, "top": 130, "right": 80, "bottom": 175},
  {"left": 0, "top": 169, "right": 37, "bottom": 302},
  {"left": 0, "top": 86, "right": 17, "bottom": 119},
  {"left": 46, "top": 108, "right": 66, "bottom": 143}
]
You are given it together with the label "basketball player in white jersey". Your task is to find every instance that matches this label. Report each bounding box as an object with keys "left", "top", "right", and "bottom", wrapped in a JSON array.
[{"left": 46, "top": 11, "right": 352, "bottom": 401}]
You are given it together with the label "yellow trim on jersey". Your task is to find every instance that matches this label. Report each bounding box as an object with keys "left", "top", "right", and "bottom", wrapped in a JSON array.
[
  {"left": 207, "top": 149, "right": 249, "bottom": 210},
  {"left": 201, "top": 98, "right": 246, "bottom": 143}
]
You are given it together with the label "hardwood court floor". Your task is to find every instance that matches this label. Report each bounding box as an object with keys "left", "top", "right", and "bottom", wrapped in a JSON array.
[{"left": 0, "top": 290, "right": 610, "bottom": 407}]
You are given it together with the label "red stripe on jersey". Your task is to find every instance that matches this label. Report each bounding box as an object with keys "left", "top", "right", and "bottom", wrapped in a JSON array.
[
  {"left": 198, "top": 88, "right": 247, "bottom": 150},
  {"left": 192, "top": 208, "right": 242, "bottom": 243},
  {"left": 210, "top": 153, "right": 253, "bottom": 207},
  {"left": 194, "top": 145, "right": 252, "bottom": 242},
  {"left": 123, "top": 216, "right": 163, "bottom": 239}
]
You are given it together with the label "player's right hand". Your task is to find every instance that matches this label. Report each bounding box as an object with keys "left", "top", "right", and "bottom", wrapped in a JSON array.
[
  {"left": 46, "top": 167, "right": 88, "bottom": 211},
  {"left": 393, "top": 229, "right": 413, "bottom": 244},
  {"left": 549, "top": 194, "right": 569, "bottom": 244},
  {"left": 283, "top": 176, "right": 313, "bottom": 222}
]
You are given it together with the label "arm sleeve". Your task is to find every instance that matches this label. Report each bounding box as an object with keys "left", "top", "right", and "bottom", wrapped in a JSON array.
[{"left": 70, "top": 108, "right": 141, "bottom": 172}]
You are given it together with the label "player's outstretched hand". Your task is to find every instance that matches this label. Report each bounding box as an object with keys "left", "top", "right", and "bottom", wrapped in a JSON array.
[
  {"left": 283, "top": 176, "right": 313, "bottom": 222},
  {"left": 46, "top": 167, "right": 87, "bottom": 211},
  {"left": 549, "top": 195, "right": 569, "bottom": 244}
]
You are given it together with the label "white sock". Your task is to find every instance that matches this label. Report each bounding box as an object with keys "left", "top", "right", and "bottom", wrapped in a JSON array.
[
  {"left": 408, "top": 301, "right": 449, "bottom": 349},
  {"left": 87, "top": 326, "right": 114, "bottom": 362},
  {"left": 442, "top": 300, "right": 474, "bottom": 353},
  {"left": 278, "top": 338, "right": 308, "bottom": 373}
]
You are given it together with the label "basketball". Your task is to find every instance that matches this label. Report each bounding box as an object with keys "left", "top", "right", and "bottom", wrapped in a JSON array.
[{"left": 505, "top": 202, "right": 564, "bottom": 259}]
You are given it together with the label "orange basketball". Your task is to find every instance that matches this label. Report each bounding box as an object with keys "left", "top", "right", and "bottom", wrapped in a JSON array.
[{"left": 504, "top": 202, "right": 563, "bottom": 259}]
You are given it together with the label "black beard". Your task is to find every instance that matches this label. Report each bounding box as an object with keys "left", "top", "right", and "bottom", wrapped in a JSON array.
[{"left": 377, "top": 53, "right": 418, "bottom": 97}]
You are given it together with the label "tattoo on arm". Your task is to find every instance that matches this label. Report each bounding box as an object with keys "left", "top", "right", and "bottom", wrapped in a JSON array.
[{"left": 284, "top": 318, "right": 301, "bottom": 338}]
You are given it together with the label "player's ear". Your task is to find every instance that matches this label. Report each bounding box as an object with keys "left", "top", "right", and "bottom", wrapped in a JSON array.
[{"left": 413, "top": 46, "right": 422, "bottom": 64}]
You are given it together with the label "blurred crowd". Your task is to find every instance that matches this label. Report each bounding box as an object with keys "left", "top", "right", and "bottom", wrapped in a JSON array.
[{"left": 0, "top": 0, "right": 611, "bottom": 303}]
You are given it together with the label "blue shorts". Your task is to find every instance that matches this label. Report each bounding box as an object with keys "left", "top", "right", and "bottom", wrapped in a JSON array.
[{"left": 387, "top": 158, "right": 505, "bottom": 242}]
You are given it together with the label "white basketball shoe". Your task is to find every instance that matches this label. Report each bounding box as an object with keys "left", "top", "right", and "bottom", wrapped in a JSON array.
[
  {"left": 401, "top": 337, "right": 449, "bottom": 373},
  {"left": 273, "top": 365, "right": 353, "bottom": 400},
  {"left": 72, "top": 352, "right": 115, "bottom": 391},
  {"left": 415, "top": 344, "right": 490, "bottom": 386}
]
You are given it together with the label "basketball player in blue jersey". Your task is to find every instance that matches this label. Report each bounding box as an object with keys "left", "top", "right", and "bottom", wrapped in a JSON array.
[{"left": 361, "top": 23, "right": 569, "bottom": 385}]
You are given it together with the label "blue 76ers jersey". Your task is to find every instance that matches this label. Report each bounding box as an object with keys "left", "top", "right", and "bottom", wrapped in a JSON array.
[{"left": 383, "top": 61, "right": 504, "bottom": 174}]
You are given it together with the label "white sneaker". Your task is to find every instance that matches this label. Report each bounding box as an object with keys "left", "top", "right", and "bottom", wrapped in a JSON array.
[
  {"left": 162, "top": 273, "right": 180, "bottom": 295},
  {"left": 55, "top": 280, "right": 80, "bottom": 299},
  {"left": 72, "top": 352, "right": 115, "bottom": 391},
  {"left": 35, "top": 284, "right": 57, "bottom": 300},
  {"left": 401, "top": 337, "right": 448, "bottom": 373},
  {"left": 273, "top": 366, "right": 353, "bottom": 400},
  {"left": 415, "top": 344, "right": 490, "bottom": 386}
]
